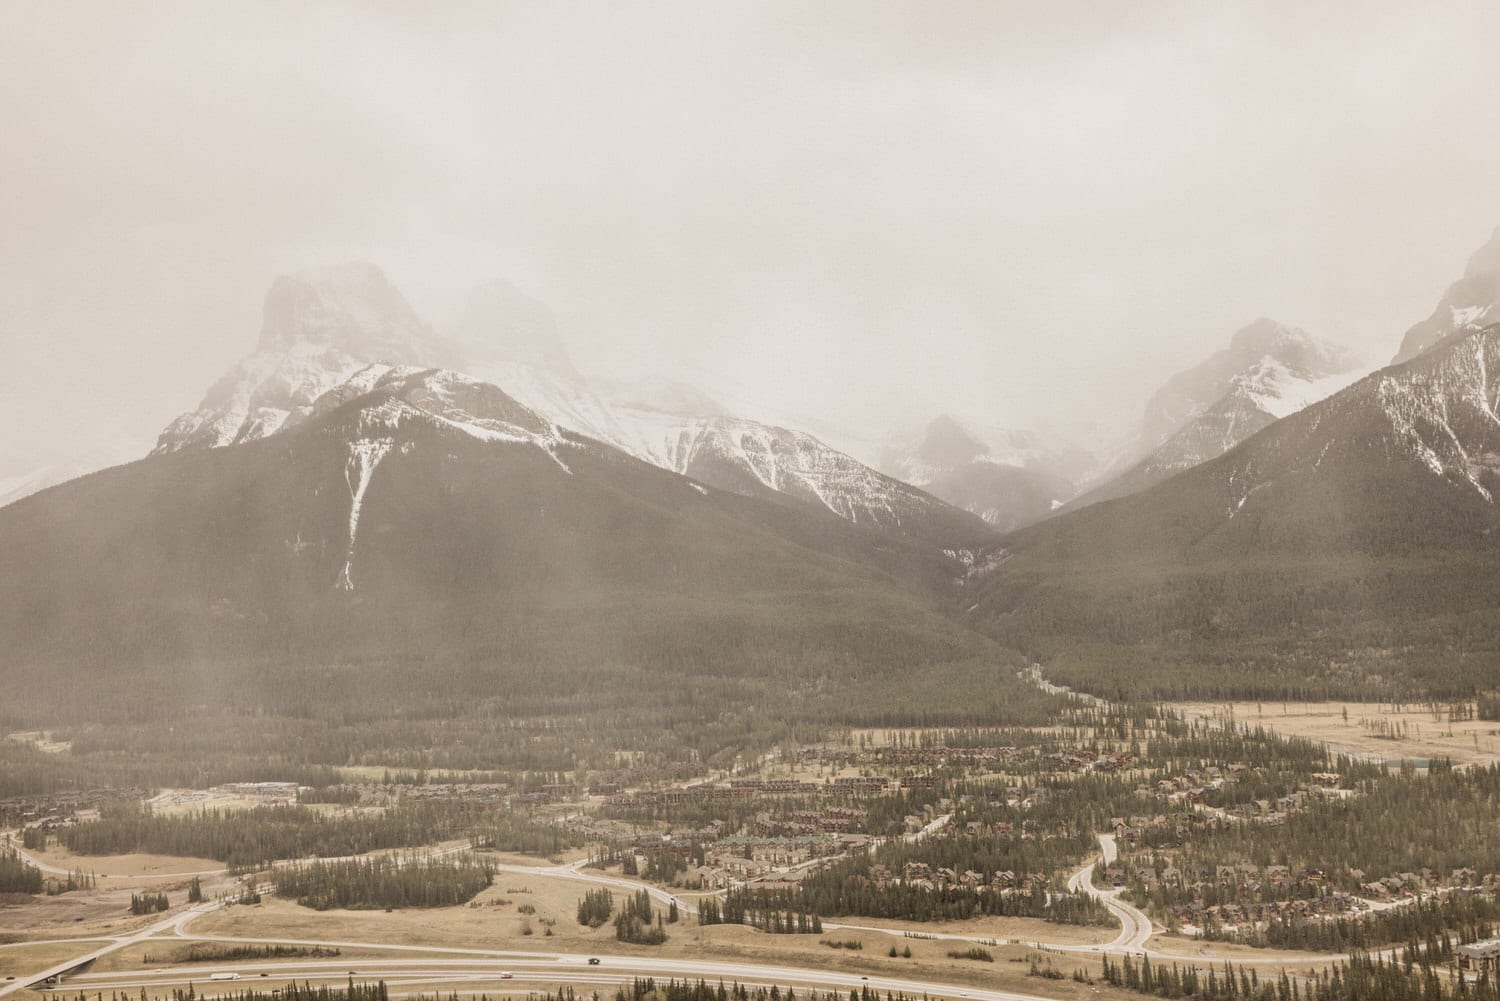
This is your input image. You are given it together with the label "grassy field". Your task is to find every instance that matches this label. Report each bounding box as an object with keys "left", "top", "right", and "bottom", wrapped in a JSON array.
[
  {"left": 24, "top": 844, "right": 225, "bottom": 881},
  {"left": 1175, "top": 700, "right": 1500, "bottom": 767},
  {"left": 127, "top": 895, "right": 1124, "bottom": 1001},
  {"left": 0, "top": 941, "right": 110, "bottom": 979}
]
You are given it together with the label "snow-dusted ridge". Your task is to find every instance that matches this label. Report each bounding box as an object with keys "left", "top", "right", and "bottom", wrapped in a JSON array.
[
  {"left": 152, "top": 264, "right": 985, "bottom": 540},
  {"left": 607, "top": 407, "right": 964, "bottom": 533},
  {"left": 1071, "top": 319, "right": 1369, "bottom": 511},
  {"left": 1208, "top": 323, "right": 1500, "bottom": 515}
]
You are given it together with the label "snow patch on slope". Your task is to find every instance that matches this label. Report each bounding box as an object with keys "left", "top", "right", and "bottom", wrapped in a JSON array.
[{"left": 335, "top": 436, "right": 394, "bottom": 591}]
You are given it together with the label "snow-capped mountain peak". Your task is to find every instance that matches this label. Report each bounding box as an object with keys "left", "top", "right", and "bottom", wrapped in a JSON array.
[
  {"left": 154, "top": 263, "right": 448, "bottom": 455},
  {"left": 1070, "top": 319, "right": 1368, "bottom": 510},
  {"left": 150, "top": 268, "right": 986, "bottom": 543},
  {"left": 1142, "top": 319, "right": 1364, "bottom": 451},
  {"left": 257, "top": 261, "right": 444, "bottom": 360}
]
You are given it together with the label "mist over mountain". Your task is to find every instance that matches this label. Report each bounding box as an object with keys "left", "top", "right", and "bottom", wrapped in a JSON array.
[
  {"left": 879, "top": 416, "right": 1096, "bottom": 532},
  {"left": 153, "top": 263, "right": 453, "bottom": 455},
  {"left": 1073, "top": 319, "right": 1368, "bottom": 508},
  {"left": 0, "top": 359, "right": 1000, "bottom": 713},
  {"left": 139, "top": 263, "right": 987, "bottom": 546},
  {"left": 1392, "top": 225, "right": 1500, "bottom": 365},
  {"left": 972, "top": 323, "right": 1500, "bottom": 699}
]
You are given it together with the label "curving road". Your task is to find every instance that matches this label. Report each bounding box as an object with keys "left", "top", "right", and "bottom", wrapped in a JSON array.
[{"left": 1063, "top": 834, "right": 1154, "bottom": 953}]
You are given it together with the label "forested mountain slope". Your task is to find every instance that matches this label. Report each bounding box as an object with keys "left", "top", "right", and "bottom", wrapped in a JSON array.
[
  {"left": 0, "top": 366, "right": 1031, "bottom": 726},
  {"left": 969, "top": 325, "right": 1500, "bottom": 701}
]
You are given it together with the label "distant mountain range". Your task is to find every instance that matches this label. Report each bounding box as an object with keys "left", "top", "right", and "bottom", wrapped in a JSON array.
[
  {"left": 10, "top": 225, "right": 1500, "bottom": 706},
  {"left": 147, "top": 262, "right": 988, "bottom": 547}
]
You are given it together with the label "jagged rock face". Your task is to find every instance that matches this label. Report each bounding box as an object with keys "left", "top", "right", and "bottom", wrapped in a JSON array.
[
  {"left": 1, "top": 358, "right": 985, "bottom": 693},
  {"left": 153, "top": 263, "right": 448, "bottom": 454},
  {"left": 257, "top": 262, "right": 443, "bottom": 360},
  {"left": 1392, "top": 226, "right": 1500, "bottom": 365}
]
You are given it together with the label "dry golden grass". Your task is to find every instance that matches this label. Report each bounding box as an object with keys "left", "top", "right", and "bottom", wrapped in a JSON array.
[
  {"left": 26, "top": 844, "right": 224, "bottom": 880},
  {"left": 1175, "top": 700, "right": 1500, "bottom": 768},
  {"left": 1144, "top": 935, "right": 1335, "bottom": 964},
  {"left": 180, "top": 877, "right": 1123, "bottom": 998},
  {"left": 822, "top": 913, "right": 1109, "bottom": 947},
  {"left": 0, "top": 942, "right": 107, "bottom": 979}
]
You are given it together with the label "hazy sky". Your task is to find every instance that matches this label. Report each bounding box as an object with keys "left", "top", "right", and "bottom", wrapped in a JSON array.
[{"left": 4, "top": 1, "right": 1500, "bottom": 476}]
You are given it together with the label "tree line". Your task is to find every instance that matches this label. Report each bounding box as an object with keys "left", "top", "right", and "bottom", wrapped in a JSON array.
[
  {"left": 272, "top": 854, "right": 495, "bottom": 910},
  {"left": 56, "top": 801, "right": 491, "bottom": 869}
]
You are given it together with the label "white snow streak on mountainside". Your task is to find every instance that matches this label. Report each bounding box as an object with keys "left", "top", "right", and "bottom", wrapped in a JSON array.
[
  {"left": 326, "top": 370, "right": 581, "bottom": 590},
  {"left": 336, "top": 435, "right": 394, "bottom": 591}
]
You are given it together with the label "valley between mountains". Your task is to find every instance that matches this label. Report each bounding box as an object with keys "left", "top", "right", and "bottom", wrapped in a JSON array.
[{"left": 9, "top": 232, "right": 1500, "bottom": 1001}]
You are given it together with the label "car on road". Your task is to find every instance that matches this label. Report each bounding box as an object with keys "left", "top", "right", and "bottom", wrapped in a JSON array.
[
  {"left": 501, "top": 973, "right": 514, "bottom": 979},
  {"left": 588, "top": 958, "right": 601, "bottom": 966}
]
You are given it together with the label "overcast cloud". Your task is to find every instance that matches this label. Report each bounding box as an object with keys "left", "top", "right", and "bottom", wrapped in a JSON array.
[{"left": 4, "top": 1, "right": 1500, "bottom": 476}]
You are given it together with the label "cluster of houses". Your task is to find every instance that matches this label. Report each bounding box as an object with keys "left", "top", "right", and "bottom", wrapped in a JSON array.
[
  {"left": 854, "top": 861, "right": 1050, "bottom": 894},
  {"left": 804, "top": 746, "right": 1023, "bottom": 769},
  {"left": 1172, "top": 893, "right": 1369, "bottom": 935},
  {"left": 0, "top": 787, "right": 146, "bottom": 829},
  {"left": 1042, "top": 748, "right": 1136, "bottom": 773},
  {"left": 397, "top": 781, "right": 508, "bottom": 804},
  {"left": 751, "top": 807, "right": 867, "bottom": 835},
  {"left": 1170, "top": 880, "right": 1500, "bottom": 938}
]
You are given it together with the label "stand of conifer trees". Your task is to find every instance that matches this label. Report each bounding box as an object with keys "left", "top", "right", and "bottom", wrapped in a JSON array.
[
  {"left": 1101, "top": 949, "right": 1500, "bottom": 1001},
  {"left": 272, "top": 854, "right": 494, "bottom": 910},
  {"left": 614, "top": 888, "right": 667, "bottom": 944}
]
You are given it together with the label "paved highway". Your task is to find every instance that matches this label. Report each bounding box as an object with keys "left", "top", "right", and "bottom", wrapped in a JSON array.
[{"left": 55, "top": 951, "right": 1064, "bottom": 1001}]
